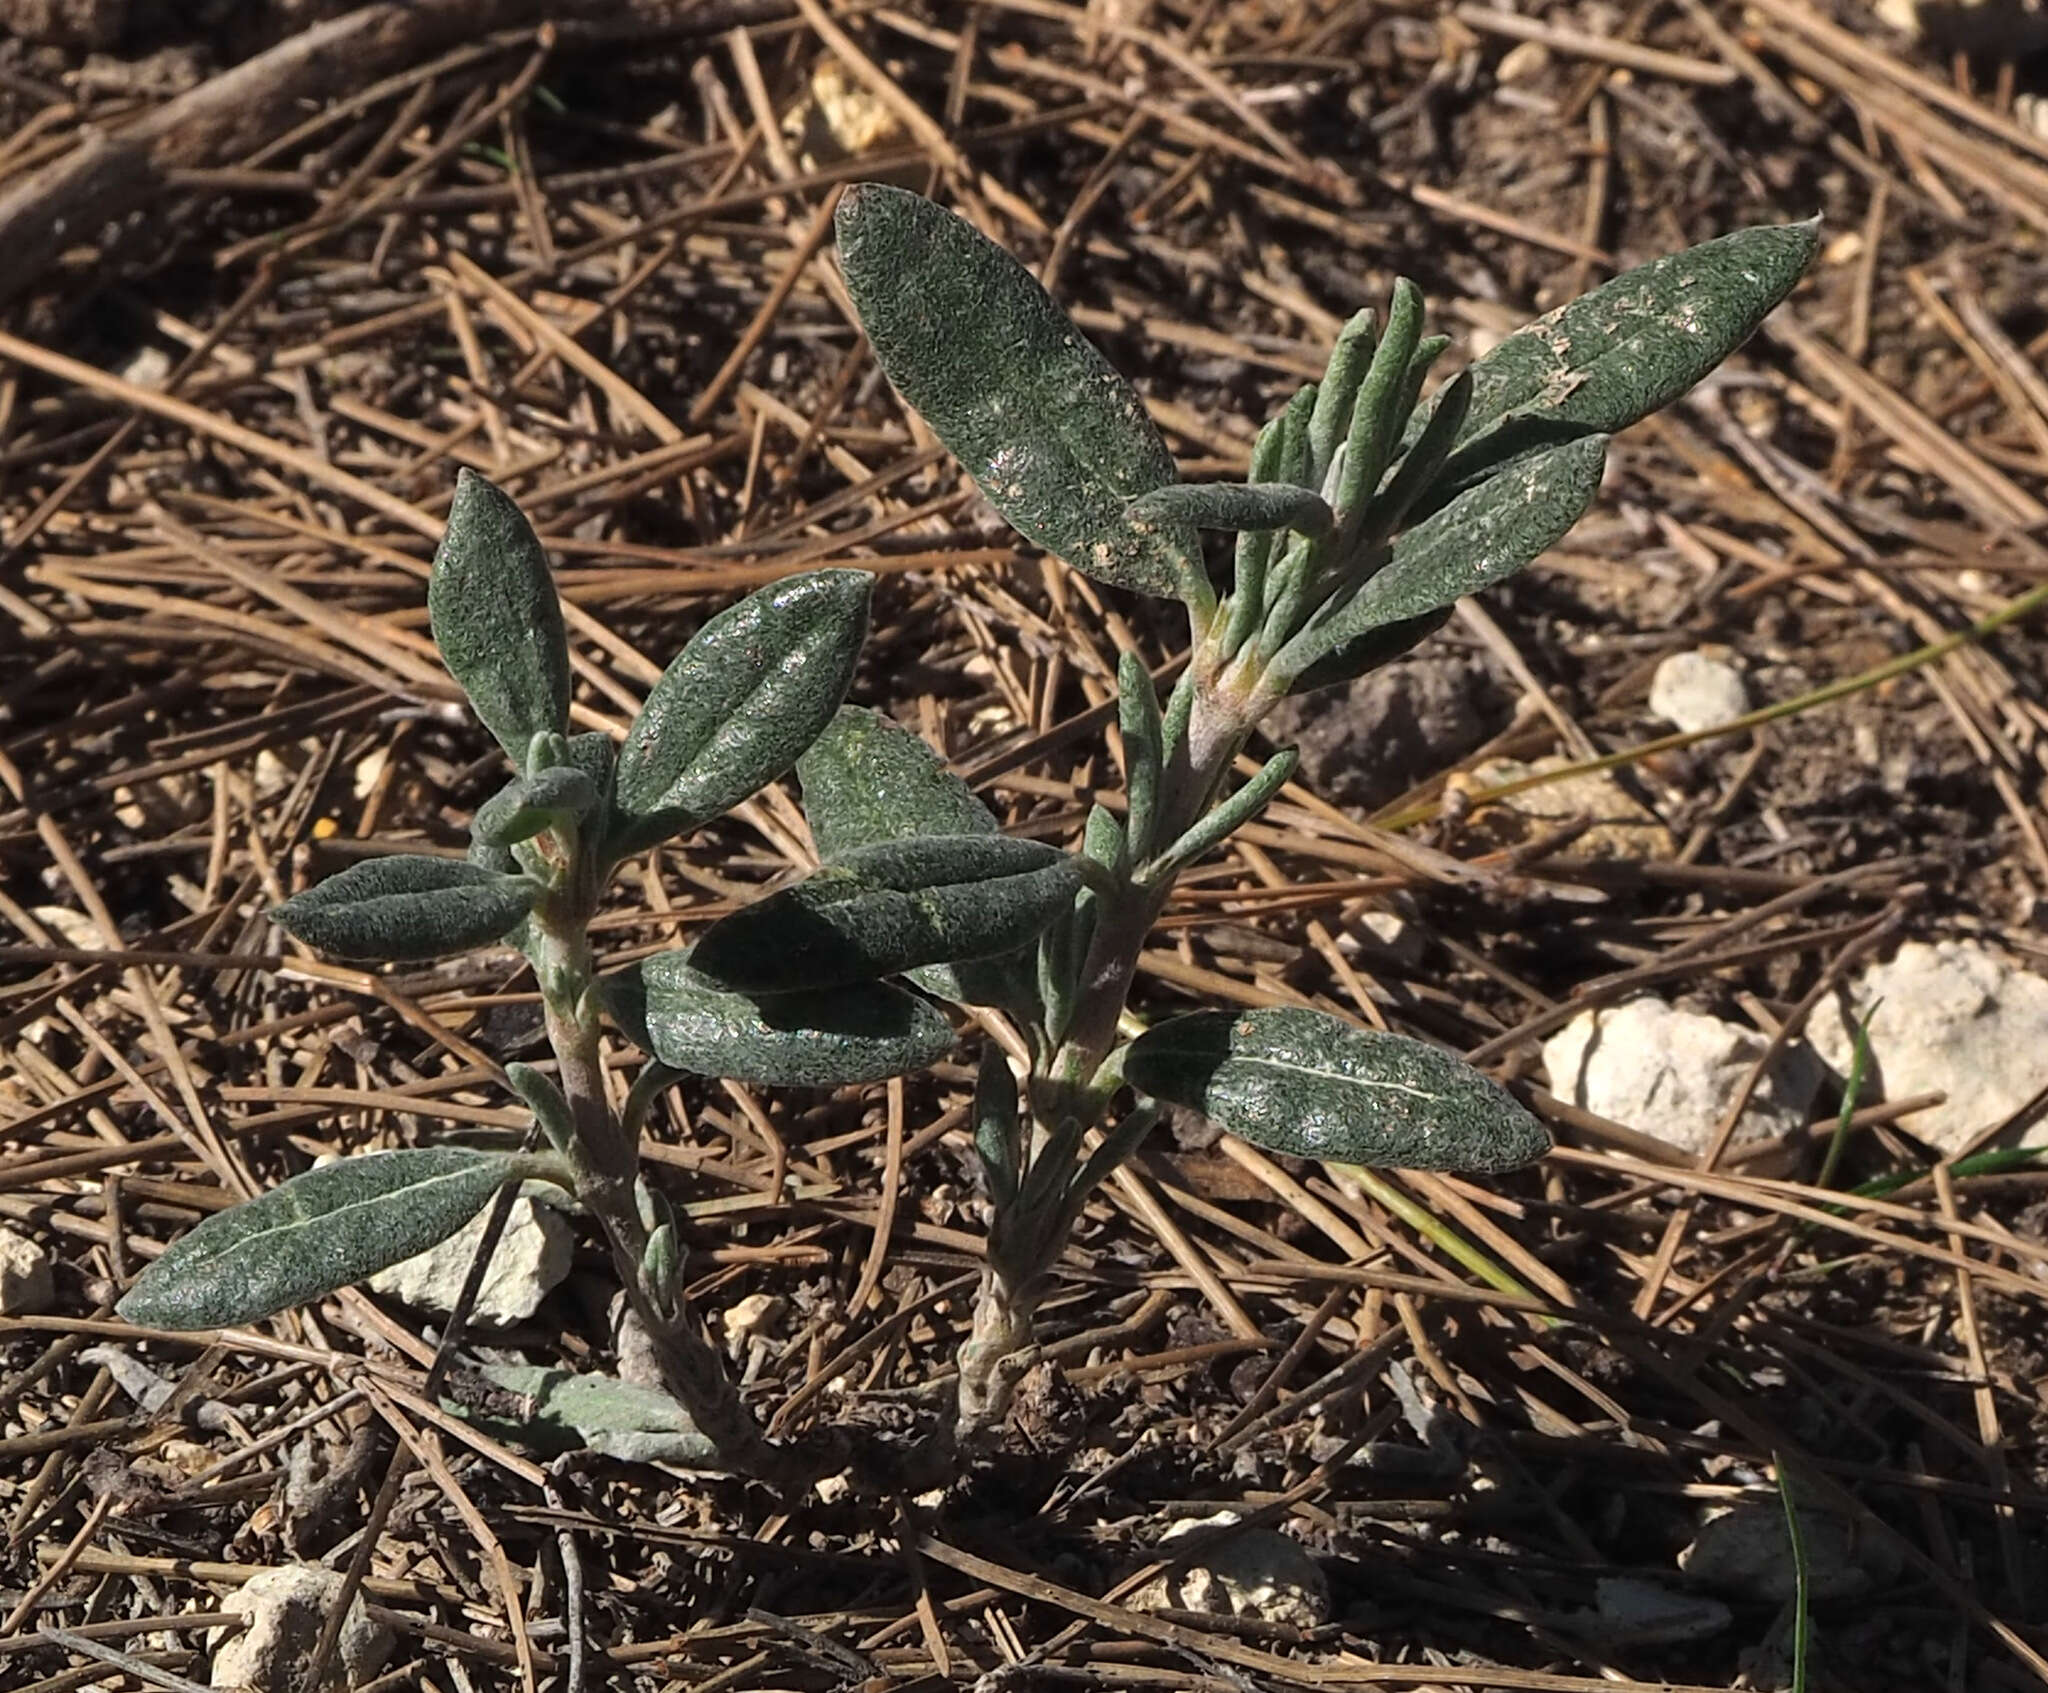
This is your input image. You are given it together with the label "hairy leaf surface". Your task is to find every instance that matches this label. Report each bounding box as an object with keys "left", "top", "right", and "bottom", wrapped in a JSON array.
[
  {"left": 1125, "top": 1007, "right": 1550, "bottom": 1172},
  {"left": 117, "top": 1148, "right": 517, "bottom": 1330},
  {"left": 1278, "top": 433, "right": 1606, "bottom": 689},
  {"left": 602, "top": 955, "right": 954, "bottom": 1087},
  {"left": 796, "top": 706, "right": 1038, "bottom": 1007},
  {"left": 837, "top": 183, "right": 1203, "bottom": 603},
  {"left": 472, "top": 766, "right": 598, "bottom": 848},
  {"left": 463, "top": 1363, "right": 719, "bottom": 1466},
  {"left": 689, "top": 835, "right": 1080, "bottom": 992},
  {"left": 612, "top": 571, "right": 870, "bottom": 852},
  {"left": 1442, "top": 221, "right": 1817, "bottom": 476},
  {"left": 272, "top": 856, "right": 540, "bottom": 961},
  {"left": 428, "top": 470, "right": 571, "bottom": 762}
]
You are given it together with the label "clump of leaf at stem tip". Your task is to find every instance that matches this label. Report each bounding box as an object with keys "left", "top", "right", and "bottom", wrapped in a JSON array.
[{"left": 835, "top": 180, "right": 1817, "bottom": 1441}]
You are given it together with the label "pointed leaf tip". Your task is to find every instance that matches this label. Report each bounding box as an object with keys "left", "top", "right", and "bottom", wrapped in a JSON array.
[
  {"left": 613, "top": 570, "right": 871, "bottom": 852},
  {"left": 117, "top": 1148, "right": 517, "bottom": 1330},
  {"left": 837, "top": 183, "right": 1204, "bottom": 604},
  {"left": 429, "top": 470, "right": 571, "bottom": 763},
  {"left": 271, "top": 855, "right": 540, "bottom": 962},
  {"left": 1447, "top": 219, "right": 1819, "bottom": 468}
]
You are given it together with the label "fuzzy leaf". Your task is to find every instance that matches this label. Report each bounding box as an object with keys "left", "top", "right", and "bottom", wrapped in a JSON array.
[
  {"left": 1125, "top": 1007, "right": 1551, "bottom": 1172},
  {"left": 272, "top": 855, "right": 540, "bottom": 962},
  {"left": 1308, "top": 309, "right": 1376, "bottom": 485},
  {"left": 613, "top": 570, "right": 871, "bottom": 853},
  {"left": 1279, "top": 433, "right": 1606, "bottom": 689},
  {"left": 1147, "top": 747, "right": 1298, "bottom": 879},
  {"left": 837, "top": 183, "right": 1203, "bottom": 603},
  {"left": 117, "top": 1149, "right": 517, "bottom": 1330},
  {"left": 1124, "top": 483, "right": 1333, "bottom": 538},
  {"left": 1361, "top": 369, "right": 1473, "bottom": 542},
  {"left": 602, "top": 955, "right": 954, "bottom": 1087},
  {"left": 473, "top": 767, "right": 598, "bottom": 848},
  {"left": 1443, "top": 220, "right": 1819, "bottom": 478},
  {"left": 505, "top": 1062, "right": 574, "bottom": 1157},
  {"left": 1333, "top": 280, "right": 1424, "bottom": 521},
  {"left": 796, "top": 706, "right": 1036, "bottom": 1008},
  {"left": 688, "top": 835, "right": 1081, "bottom": 993},
  {"left": 464, "top": 1363, "right": 718, "bottom": 1467},
  {"left": 798, "top": 705, "right": 999, "bottom": 857},
  {"left": 428, "top": 470, "right": 571, "bottom": 763},
  {"left": 1118, "top": 652, "right": 1166, "bottom": 861}
]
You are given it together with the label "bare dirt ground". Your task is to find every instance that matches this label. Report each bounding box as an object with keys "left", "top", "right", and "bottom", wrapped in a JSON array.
[{"left": 5, "top": 3, "right": 2048, "bottom": 1690}]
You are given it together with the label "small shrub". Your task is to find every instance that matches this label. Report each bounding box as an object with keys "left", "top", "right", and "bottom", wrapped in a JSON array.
[{"left": 117, "top": 189, "right": 1816, "bottom": 1479}]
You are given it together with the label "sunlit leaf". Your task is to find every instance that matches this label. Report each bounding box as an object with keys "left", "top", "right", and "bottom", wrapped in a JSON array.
[
  {"left": 117, "top": 1149, "right": 518, "bottom": 1330},
  {"left": 1125, "top": 1007, "right": 1551, "bottom": 1172},
  {"left": 272, "top": 855, "right": 540, "bottom": 962},
  {"left": 837, "top": 183, "right": 1205, "bottom": 604},
  {"left": 428, "top": 470, "right": 571, "bottom": 762},
  {"left": 1439, "top": 220, "right": 1818, "bottom": 489},
  {"left": 1277, "top": 433, "right": 1606, "bottom": 691},
  {"left": 613, "top": 570, "right": 871, "bottom": 853}
]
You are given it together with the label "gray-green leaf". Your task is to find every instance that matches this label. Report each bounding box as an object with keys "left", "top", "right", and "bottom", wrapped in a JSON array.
[
  {"left": 602, "top": 954, "right": 955, "bottom": 1088},
  {"left": 796, "top": 706, "right": 1037, "bottom": 1008},
  {"left": 612, "top": 571, "right": 871, "bottom": 854},
  {"left": 688, "top": 835, "right": 1081, "bottom": 993},
  {"left": 972, "top": 1043, "right": 1022, "bottom": 1210},
  {"left": 117, "top": 1148, "right": 518, "bottom": 1330},
  {"left": 473, "top": 766, "right": 598, "bottom": 848},
  {"left": 1276, "top": 433, "right": 1606, "bottom": 687},
  {"left": 272, "top": 855, "right": 540, "bottom": 962},
  {"left": 837, "top": 183, "right": 1204, "bottom": 604},
  {"left": 1285, "top": 606, "right": 1454, "bottom": 695},
  {"left": 428, "top": 470, "right": 571, "bottom": 763},
  {"left": 1442, "top": 220, "right": 1818, "bottom": 477},
  {"left": 798, "top": 705, "right": 999, "bottom": 857},
  {"left": 463, "top": 1363, "right": 718, "bottom": 1467},
  {"left": 1124, "top": 1007, "right": 1550, "bottom": 1172},
  {"left": 1124, "top": 483, "right": 1333, "bottom": 538}
]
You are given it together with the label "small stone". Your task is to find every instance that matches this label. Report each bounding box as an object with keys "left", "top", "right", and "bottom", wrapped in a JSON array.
[
  {"left": 367, "top": 1192, "right": 570, "bottom": 1325},
  {"left": 1648, "top": 650, "right": 1749, "bottom": 737},
  {"left": 1351, "top": 910, "right": 1425, "bottom": 968},
  {"left": 1587, "top": 1576, "right": 1731, "bottom": 1646},
  {"left": 1132, "top": 1511, "right": 1330, "bottom": 1630},
  {"left": 1680, "top": 1502, "right": 1901, "bottom": 1603},
  {"left": 210, "top": 1565, "right": 391, "bottom": 1691},
  {"left": 1543, "top": 998, "right": 1822, "bottom": 1157},
  {"left": 614, "top": 1301, "right": 662, "bottom": 1389},
  {"left": 1810, "top": 940, "right": 2048, "bottom": 1156},
  {"left": 30, "top": 905, "right": 101, "bottom": 950},
  {"left": 1495, "top": 40, "right": 1552, "bottom": 81},
  {"left": 783, "top": 57, "right": 904, "bottom": 169},
  {"left": 0, "top": 1229, "right": 54, "bottom": 1316},
  {"left": 1450, "top": 757, "right": 1676, "bottom": 862},
  {"left": 722, "top": 1292, "right": 782, "bottom": 1350}
]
